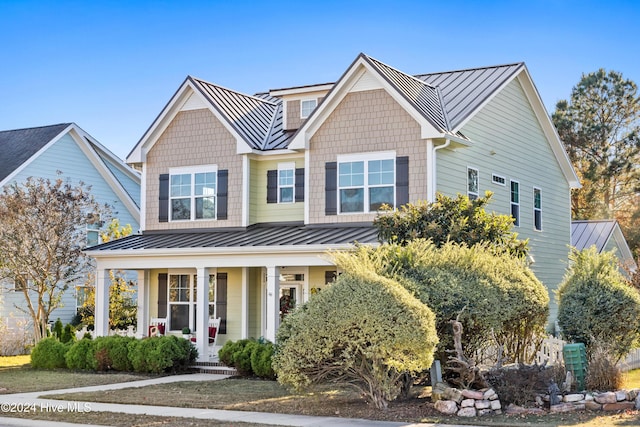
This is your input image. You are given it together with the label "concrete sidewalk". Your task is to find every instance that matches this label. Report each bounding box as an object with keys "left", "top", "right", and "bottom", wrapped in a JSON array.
[{"left": 1, "top": 374, "right": 480, "bottom": 427}]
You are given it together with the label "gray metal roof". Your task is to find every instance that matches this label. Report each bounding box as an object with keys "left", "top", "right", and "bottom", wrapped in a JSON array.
[
  {"left": 363, "top": 55, "right": 449, "bottom": 132},
  {"left": 190, "top": 77, "right": 293, "bottom": 151},
  {"left": 571, "top": 220, "right": 617, "bottom": 252},
  {"left": 0, "top": 123, "right": 71, "bottom": 182},
  {"left": 416, "top": 63, "right": 523, "bottom": 130},
  {"left": 87, "top": 223, "right": 378, "bottom": 252}
]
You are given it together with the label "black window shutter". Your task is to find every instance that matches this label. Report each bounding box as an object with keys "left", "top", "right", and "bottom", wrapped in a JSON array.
[
  {"left": 216, "top": 273, "right": 228, "bottom": 334},
  {"left": 395, "top": 156, "right": 409, "bottom": 207},
  {"left": 266, "top": 170, "right": 277, "bottom": 204},
  {"left": 159, "top": 174, "right": 169, "bottom": 222},
  {"left": 157, "top": 273, "right": 167, "bottom": 318},
  {"left": 295, "top": 168, "right": 305, "bottom": 202},
  {"left": 325, "top": 162, "right": 337, "bottom": 215},
  {"left": 217, "top": 170, "right": 228, "bottom": 220}
]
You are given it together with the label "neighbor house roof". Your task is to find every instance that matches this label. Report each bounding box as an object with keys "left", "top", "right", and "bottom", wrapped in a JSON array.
[
  {"left": 0, "top": 123, "right": 72, "bottom": 182},
  {"left": 86, "top": 223, "right": 378, "bottom": 253},
  {"left": 572, "top": 219, "right": 636, "bottom": 271}
]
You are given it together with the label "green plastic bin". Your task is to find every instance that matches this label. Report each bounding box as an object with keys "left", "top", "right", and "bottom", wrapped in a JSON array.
[{"left": 563, "top": 343, "right": 587, "bottom": 391}]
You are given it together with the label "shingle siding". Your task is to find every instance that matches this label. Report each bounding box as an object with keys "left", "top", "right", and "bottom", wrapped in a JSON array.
[
  {"left": 145, "top": 109, "right": 243, "bottom": 230},
  {"left": 308, "top": 89, "right": 428, "bottom": 224}
]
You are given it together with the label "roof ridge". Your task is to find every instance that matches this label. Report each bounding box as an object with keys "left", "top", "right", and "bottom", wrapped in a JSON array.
[
  {"left": 364, "top": 54, "right": 438, "bottom": 90},
  {"left": 415, "top": 62, "right": 524, "bottom": 77},
  {"left": 189, "top": 76, "right": 277, "bottom": 106},
  {"left": 0, "top": 122, "right": 72, "bottom": 134}
]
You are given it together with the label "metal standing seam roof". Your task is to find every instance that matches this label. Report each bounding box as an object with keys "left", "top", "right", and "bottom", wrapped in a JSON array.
[
  {"left": 87, "top": 223, "right": 379, "bottom": 252},
  {"left": 571, "top": 220, "right": 618, "bottom": 252},
  {"left": 189, "top": 77, "right": 293, "bottom": 151},
  {"left": 416, "top": 63, "right": 524, "bottom": 130},
  {"left": 0, "top": 123, "right": 71, "bottom": 182}
]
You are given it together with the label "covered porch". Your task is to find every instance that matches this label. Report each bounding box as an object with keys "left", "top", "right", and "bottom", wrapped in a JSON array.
[{"left": 85, "top": 223, "right": 377, "bottom": 362}]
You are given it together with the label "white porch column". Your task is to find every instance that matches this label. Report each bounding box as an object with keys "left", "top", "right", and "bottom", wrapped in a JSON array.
[
  {"left": 241, "top": 267, "right": 249, "bottom": 339},
  {"left": 136, "top": 270, "right": 149, "bottom": 338},
  {"left": 195, "top": 267, "right": 210, "bottom": 362},
  {"left": 94, "top": 268, "right": 110, "bottom": 337},
  {"left": 265, "top": 266, "right": 280, "bottom": 342}
]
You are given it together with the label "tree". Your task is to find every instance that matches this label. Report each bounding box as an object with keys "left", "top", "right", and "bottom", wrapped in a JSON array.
[
  {"left": 0, "top": 175, "right": 108, "bottom": 341},
  {"left": 557, "top": 247, "right": 640, "bottom": 362},
  {"left": 273, "top": 269, "right": 438, "bottom": 410},
  {"left": 374, "top": 192, "right": 529, "bottom": 259},
  {"left": 552, "top": 69, "right": 640, "bottom": 253}
]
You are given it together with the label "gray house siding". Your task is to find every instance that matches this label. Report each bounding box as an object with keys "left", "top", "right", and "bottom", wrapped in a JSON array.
[
  {"left": 436, "top": 78, "right": 571, "bottom": 321},
  {"left": 2, "top": 133, "right": 140, "bottom": 325}
]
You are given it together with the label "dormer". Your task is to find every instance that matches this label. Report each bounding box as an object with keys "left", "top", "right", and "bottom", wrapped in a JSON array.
[{"left": 270, "top": 83, "right": 333, "bottom": 131}]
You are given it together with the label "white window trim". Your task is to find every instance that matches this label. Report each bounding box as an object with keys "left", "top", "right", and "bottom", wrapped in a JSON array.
[
  {"left": 168, "top": 273, "right": 196, "bottom": 332},
  {"left": 510, "top": 180, "right": 520, "bottom": 227},
  {"left": 277, "top": 162, "right": 296, "bottom": 204},
  {"left": 169, "top": 165, "right": 218, "bottom": 222},
  {"left": 467, "top": 167, "right": 479, "bottom": 199},
  {"left": 492, "top": 173, "right": 506, "bottom": 186},
  {"left": 300, "top": 98, "right": 317, "bottom": 119},
  {"left": 337, "top": 151, "right": 396, "bottom": 214},
  {"left": 533, "top": 187, "right": 542, "bottom": 231}
]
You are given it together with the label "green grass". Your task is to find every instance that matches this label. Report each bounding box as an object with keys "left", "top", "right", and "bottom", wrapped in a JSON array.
[{"left": 624, "top": 368, "right": 640, "bottom": 389}]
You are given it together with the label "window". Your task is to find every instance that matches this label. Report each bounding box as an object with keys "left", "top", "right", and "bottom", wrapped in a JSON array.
[
  {"left": 86, "top": 213, "right": 102, "bottom": 246},
  {"left": 338, "top": 153, "right": 395, "bottom": 213},
  {"left": 167, "top": 274, "right": 215, "bottom": 332},
  {"left": 300, "top": 99, "right": 317, "bottom": 118},
  {"left": 169, "top": 166, "right": 217, "bottom": 221},
  {"left": 534, "top": 187, "right": 542, "bottom": 231},
  {"left": 278, "top": 163, "right": 295, "bottom": 203},
  {"left": 13, "top": 276, "right": 28, "bottom": 292},
  {"left": 467, "top": 167, "right": 479, "bottom": 200},
  {"left": 510, "top": 180, "right": 520, "bottom": 227},
  {"left": 492, "top": 174, "right": 506, "bottom": 186}
]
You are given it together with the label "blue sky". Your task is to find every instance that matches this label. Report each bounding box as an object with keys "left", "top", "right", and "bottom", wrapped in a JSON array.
[{"left": 1, "top": 0, "right": 638, "bottom": 159}]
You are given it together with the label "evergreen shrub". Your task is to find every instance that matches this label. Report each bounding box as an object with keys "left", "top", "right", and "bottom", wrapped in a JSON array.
[
  {"left": 30, "top": 337, "right": 69, "bottom": 369},
  {"left": 65, "top": 338, "right": 96, "bottom": 370}
]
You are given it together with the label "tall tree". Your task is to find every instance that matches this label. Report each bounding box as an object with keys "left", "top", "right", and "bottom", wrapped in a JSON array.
[
  {"left": 0, "top": 175, "right": 108, "bottom": 341},
  {"left": 552, "top": 69, "right": 640, "bottom": 227}
]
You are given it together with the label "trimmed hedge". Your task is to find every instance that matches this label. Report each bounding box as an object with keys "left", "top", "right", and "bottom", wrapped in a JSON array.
[
  {"left": 30, "top": 337, "right": 69, "bottom": 369},
  {"left": 218, "top": 338, "right": 275, "bottom": 379}
]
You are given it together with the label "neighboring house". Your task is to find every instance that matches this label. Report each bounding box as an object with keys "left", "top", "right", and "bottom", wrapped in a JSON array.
[
  {"left": 87, "top": 53, "right": 580, "bottom": 361},
  {"left": 0, "top": 123, "right": 141, "bottom": 327},
  {"left": 572, "top": 219, "right": 637, "bottom": 273}
]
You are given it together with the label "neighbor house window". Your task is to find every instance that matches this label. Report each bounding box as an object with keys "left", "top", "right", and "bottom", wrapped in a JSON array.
[
  {"left": 13, "top": 276, "right": 28, "bottom": 292},
  {"left": 534, "top": 187, "right": 542, "bottom": 231},
  {"left": 467, "top": 167, "right": 479, "bottom": 200},
  {"left": 170, "top": 166, "right": 217, "bottom": 221},
  {"left": 510, "top": 180, "right": 520, "bottom": 227},
  {"left": 338, "top": 152, "right": 395, "bottom": 213},
  {"left": 278, "top": 162, "right": 295, "bottom": 203},
  {"left": 300, "top": 99, "right": 317, "bottom": 118},
  {"left": 86, "top": 213, "right": 102, "bottom": 246}
]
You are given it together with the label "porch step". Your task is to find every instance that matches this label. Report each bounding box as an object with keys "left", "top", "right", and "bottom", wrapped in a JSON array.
[{"left": 191, "top": 361, "right": 237, "bottom": 376}]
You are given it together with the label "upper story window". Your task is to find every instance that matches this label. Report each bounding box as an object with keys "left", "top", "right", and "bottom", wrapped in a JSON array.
[
  {"left": 338, "top": 152, "right": 395, "bottom": 213},
  {"left": 467, "top": 167, "right": 479, "bottom": 200},
  {"left": 510, "top": 180, "right": 520, "bottom": 227},
  {"left": 300, "top": 99, "right": 317, "bottom": 118},
  {"left": 278, "top": 163, "right": 295, "bottom": 203},
  {"left": 533, "top": 187, "right": 542, "bottom": 231},
  {"left": 169, "top": 165, "right": 217, "bottom": 221}
]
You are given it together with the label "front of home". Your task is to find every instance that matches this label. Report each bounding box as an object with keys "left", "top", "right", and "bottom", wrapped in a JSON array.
[
  {"left": 86, "top": 54, "right": 580, "bottom": 361},
  {"left": 0, "top": 123, "right": 141, "bottom": 327}
]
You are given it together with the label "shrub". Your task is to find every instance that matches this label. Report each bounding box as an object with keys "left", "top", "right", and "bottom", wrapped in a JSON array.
[
  {"left": 30, "top": 337, "right": 69, "bottom": 369},
  {"left": 273, "top": 270, "right": 438, "bottom": 410},
  {"left": 485, "top": 363, "right": 566, "bottom": 406},
  {"left": 586, "top": 340, "right": 624, "bottom": 391},
  {"left": 332, "top": 240, "right": 549, "bottom": 364},
  {"left": 128, "top": 336, "right": 196, "bottom": 374},
  {"left": 65, "top": 338, "right": 96, "bottom": 370},
  {"left": 219, "top": 339, "right": 258, "bottom": 376},
  {"left": 52, "top": 319, "right": 63, "bottom": 340},
  {"left": 251, "top": 341, "right": 276, "bottom": 379},
  {"left": 557, "top": 248, "right": 640, "bottom": 361},
  {"left": 61, "top": 324, "right": 76, "bottom": 344},
  {"left": 93, "top": 336, "right": 135, "bottom": 371}
]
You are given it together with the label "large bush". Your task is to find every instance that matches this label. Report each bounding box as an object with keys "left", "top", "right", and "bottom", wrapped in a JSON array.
[
  {"left": 128, "top": 336, "right": 196, "bottom": 374},
  {"left": 218, "top": 338, "right": 275, "bottom": 379},
  {"left": 332, "top": 240, "right": 549, "bottom": 363},
  {"left": 557, "top": 248, "right": 640, "bottom": 361},
  {"left": 30, "top": 337, "right": 69, "bottom": 369},
  {"left": 93, "top": 336, "right": 135, "bottom": 371},
  {"left": 65, "top": 338, "right": 96, "bottom": 370},
  {"left": 273, "top": 270, "right": 438, "bottom": 410}
]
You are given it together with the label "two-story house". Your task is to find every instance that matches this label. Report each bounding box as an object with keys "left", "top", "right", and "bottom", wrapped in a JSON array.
[
  {"left": 0, "top": 123, "right": 141, "bottom": 328},
  {"left": 87, "top": 54, "right": 579, "bottom": 361}
]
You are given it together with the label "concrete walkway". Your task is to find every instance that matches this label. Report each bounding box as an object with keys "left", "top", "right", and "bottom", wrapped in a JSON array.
[{"left": 0, "top": 374, "right": 480, "bottom": 427}]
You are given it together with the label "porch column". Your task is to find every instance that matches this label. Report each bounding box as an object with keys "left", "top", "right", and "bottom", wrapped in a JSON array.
[
  {"left": 241, "top": 267, "right": 249, "bottom": 339},
  {"left": 265, "top": 266, "right": 280, "bottom": 342},
  {"left": 94, "top": 268, "right": 110, "bottom": 337},
  {"left": 195, "top": 267, "right": 210, "bottom": 362},
  {"left": 136, "top": 270, "right": 149, "bottom": 338}
]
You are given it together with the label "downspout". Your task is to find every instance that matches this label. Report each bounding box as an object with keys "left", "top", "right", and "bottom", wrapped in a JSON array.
[{"left": 429, "top": 138, "right": 451, "bottom": 202}]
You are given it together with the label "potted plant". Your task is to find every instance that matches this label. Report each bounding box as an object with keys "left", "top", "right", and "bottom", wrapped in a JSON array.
[{"left": 181, "top": 327, "right": 191, "bottom": 339}]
